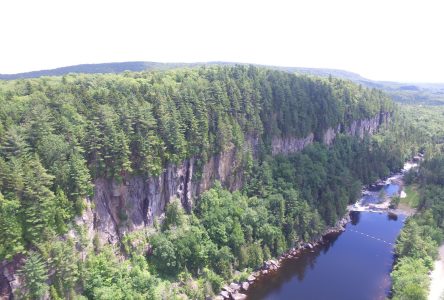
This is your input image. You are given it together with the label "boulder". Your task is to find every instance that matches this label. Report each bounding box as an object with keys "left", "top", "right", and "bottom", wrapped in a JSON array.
[
  {"left": 230, "top": 292, "right": 247, "bottom": 300},
  {"left": 270, "top": 259, "right": 279, "bottom": 267},
  {"left": 220, "top": 291, "right": 230, "bottom": 299},
  {"left": 229, "top": 283, "right": 240, "bottom": 291},
  {"left": 222, "top": 286, "right": 234, "bottom": 293},
  {"left": 213, "top": 296, "right": 224, "bottom": 300},
  {"left": 247, "top": 275, "right": 256, "bottom": 282},
  {"left": 241, "top": 282, "right": 249, "bottom": 291}
]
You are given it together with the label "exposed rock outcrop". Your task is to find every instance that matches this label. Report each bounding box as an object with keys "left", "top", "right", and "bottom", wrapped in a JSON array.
[
  {"left": 344, "top": 112, "right": 391, "bottom": 138},
  {"left": 84, "top": 112, "right": 391, "bottom": 244},
  {"left": 272, "top": 112, "right": 391, "bottom": 155},
  {"left": 91, "top": 143, "right": 249, "bottom": 244},
  {"left": 0, "top": 255, "right": 25, "bottom": 300},
  {"left": 322, "top": 125, "right": 341, "bottom": 145},
  {"left": 271, "top": 133, "right": 314, "bottom": 155}
]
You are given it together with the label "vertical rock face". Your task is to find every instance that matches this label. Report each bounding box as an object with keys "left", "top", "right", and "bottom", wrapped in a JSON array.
[
  {"left": 92, "top": 146, "right": 247, "bottom": 244},
  {"left": 271, "top": 133, "right": 314, "bottom": 155},
  {"left": 322, "top": 125, "right": 342, "bottom": 146},
  {"left": 322, "top": 112, "right": 392, "bottom": 146},
  {"left": 93, "top": 159, "right": 195, "bottom": 245},
  {"left": 345, "top": 116, "right": 380, "bottom": 138},
  {"left": 0, "top": 255, "right": 24, "bottom": 300},
  {"left": 271, "top": 112, "right": 391, "bottom": 155},
  {"left": 0, "top": 267, "right": 12, "bottom": 300},
  {"left": 344, "top": 113, "right": 384, "bottom": 138},
  {"left": 88, "top": 113, "right": 391, "bottom": 244}
]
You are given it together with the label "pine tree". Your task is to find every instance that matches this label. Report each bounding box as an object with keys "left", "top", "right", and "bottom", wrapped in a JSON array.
[
  {"left": 19, "top": 252, "right": 49, "bottom": 299},
  {"left": 20, "top": 156, "right": 55, "bottom": 243},
  {"left": 0, "top": 193, "right": 24, "bottom": 260},
  {"left": 68, "top": 149, "right": 93, "bottom": 201},
  {"left": 48, "top": 239, "right": 79, "bottom": 298}
]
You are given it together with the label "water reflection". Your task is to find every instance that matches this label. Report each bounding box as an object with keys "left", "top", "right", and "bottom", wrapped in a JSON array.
[
  {"left": 245, "top": 234, "right": 343, "bottom": 299},
  {"left": 387, "top": 213, "right": 398, "bottom": 221},
  {"left": 350, "top": 210, "right": 361, "bottom": 225},
  {"left": 246, "top": 212, "right": 405, "bottom": 300}
]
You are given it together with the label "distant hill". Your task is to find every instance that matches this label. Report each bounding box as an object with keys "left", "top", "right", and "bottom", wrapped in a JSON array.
[
  {"left": 0, "top": 62, "right": 182, "bottom": 80},
  {"left": 2, "top": 61, "right": 444, "bottom": 105}
]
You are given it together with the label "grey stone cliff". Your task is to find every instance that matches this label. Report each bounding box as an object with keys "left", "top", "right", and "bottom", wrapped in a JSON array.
[{"left": 89, "top": 112, "right": 391, "bottom": 244}]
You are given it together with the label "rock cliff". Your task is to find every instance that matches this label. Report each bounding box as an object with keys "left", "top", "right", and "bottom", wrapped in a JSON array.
[
  {"left": 92, "top": 143, "right": 250, "bottom": 245},
  {"left": 271, "top": 133, "right": 314, "bottom": 155},
  {"left": 88, "top": 112, "right": 391, "bottom": 244},
  {"left": 322, "top": 111, "right": 392, "bottom": 146}
]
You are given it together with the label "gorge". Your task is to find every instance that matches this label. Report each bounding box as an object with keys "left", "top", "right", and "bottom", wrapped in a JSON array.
[{"left": 0, "top": 66, "right": 418, "bottom": 299}]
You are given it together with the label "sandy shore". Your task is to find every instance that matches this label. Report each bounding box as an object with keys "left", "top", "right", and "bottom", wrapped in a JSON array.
[{"left": 428, "top": 244, "right": 444, "bottom": 300}]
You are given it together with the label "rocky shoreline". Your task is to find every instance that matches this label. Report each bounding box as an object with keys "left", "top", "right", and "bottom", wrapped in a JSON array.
[{"left": 213, "top": 215, "right": 350, "bottom": 300}]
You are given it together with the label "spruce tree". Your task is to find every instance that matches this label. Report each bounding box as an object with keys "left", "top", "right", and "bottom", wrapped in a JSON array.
[{"left": 19, "top": 252, "right": 49, "bottom": 299}]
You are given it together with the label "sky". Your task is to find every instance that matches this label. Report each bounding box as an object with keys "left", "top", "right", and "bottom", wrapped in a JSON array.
[{"left": 0, "top": 0, "right": 443, "bottom": 82}]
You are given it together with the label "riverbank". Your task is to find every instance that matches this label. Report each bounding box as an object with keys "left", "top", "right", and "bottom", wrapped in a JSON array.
[
  {"left": 349, "top": 161, "right": 419, "bottom": 216},
  {"left": 214, "top": 215, "right": 350, "bottom": 300},
  {"left": 245, "top": 211, "right": 407, "bottom": 300},
  {"left": 215, "top": 161, "right": 416, "bottom": 300},
  {"left": 428, "top": 244, "right": 444, "bottom": 300}
]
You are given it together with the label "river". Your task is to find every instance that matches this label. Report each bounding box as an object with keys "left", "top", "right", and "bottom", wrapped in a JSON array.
[{"left": 246, "top": 178, "right": 408, "bottom": 300}]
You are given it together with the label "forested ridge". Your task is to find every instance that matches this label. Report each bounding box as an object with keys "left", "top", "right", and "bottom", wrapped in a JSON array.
[
  {"left": 0, "top": 65, "right": 418, "bottom": 299},
  {"left": 4, "top": 61, "right": 443, "bottom": 105}
]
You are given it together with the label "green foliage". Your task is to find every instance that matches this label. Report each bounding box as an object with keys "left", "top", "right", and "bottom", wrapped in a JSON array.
[
  {"left": 18, "top": 252, "right": 49, "bottom": 299},
  {"left": 391, "top": 152, "right": 444, "bottom": 300},
  {"left": 245, "top": 243, "right": 264, "bottom": 269},
  {"left": 150, "top": 234, "right": 178, "bottom": 276},
  {"left": 83, "top": 246, "right": 157, "bottom": 299},
  {"left": 391, "top": 257, "right": 429, "bottom": 300},
  {"left": 44, "top": 238, "right": 79, "bottom": 298},
  {"left": 208, "top": 245, "right": 234, "bottom": 279},
  {"left": 202, "top": 267, "right": 224, "bottom": 295},
  {"left": 0, "top": 193, "right": 24, "bottom": 260},
  {"left": 390, "top": 196, "right": 401, "bottom": 208},
  {"left": 0, "top": 66, "right": 393, "bottom": 182},
  {"left": 395, "top": 219, "right": 438, "bottom": 268},
  {"left": 162, "top": 198, "right": 187, "bottom": 231},
  {"left": 399, "top": 184, "right": 420, "bottom": 208},
  {"left": 53, "top": 189, "right": 73, "bottom": 234},
  {"left": 401, "top": 105, "right": 444, "bottom": 144}
]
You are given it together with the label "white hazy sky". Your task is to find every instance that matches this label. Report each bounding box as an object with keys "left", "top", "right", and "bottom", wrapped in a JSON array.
[{"left": 1, "top": 0, "right": 443, "bottom": 82}]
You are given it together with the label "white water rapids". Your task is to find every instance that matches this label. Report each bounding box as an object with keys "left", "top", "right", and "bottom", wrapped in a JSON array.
[{"left": 348, "top": 161, "right": 418, "bottom": 213}]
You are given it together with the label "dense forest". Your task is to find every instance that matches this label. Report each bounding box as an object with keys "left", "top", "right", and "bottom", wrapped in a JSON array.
[{"left": 0, "top": 66, "right": 423, "bottom": 299}]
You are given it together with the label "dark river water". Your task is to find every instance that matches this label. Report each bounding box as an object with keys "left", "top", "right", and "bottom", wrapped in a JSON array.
[{"left": 246, "top": 210, "right": 406, "bottom": 300}]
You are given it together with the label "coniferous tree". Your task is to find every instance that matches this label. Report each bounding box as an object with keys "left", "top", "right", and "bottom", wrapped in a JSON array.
[
  {"left": 19, "top": 252, "right": 49, "bottom": 300},
  {"left": 0, "top": 193, "right": 24, "bottom": 260}
]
